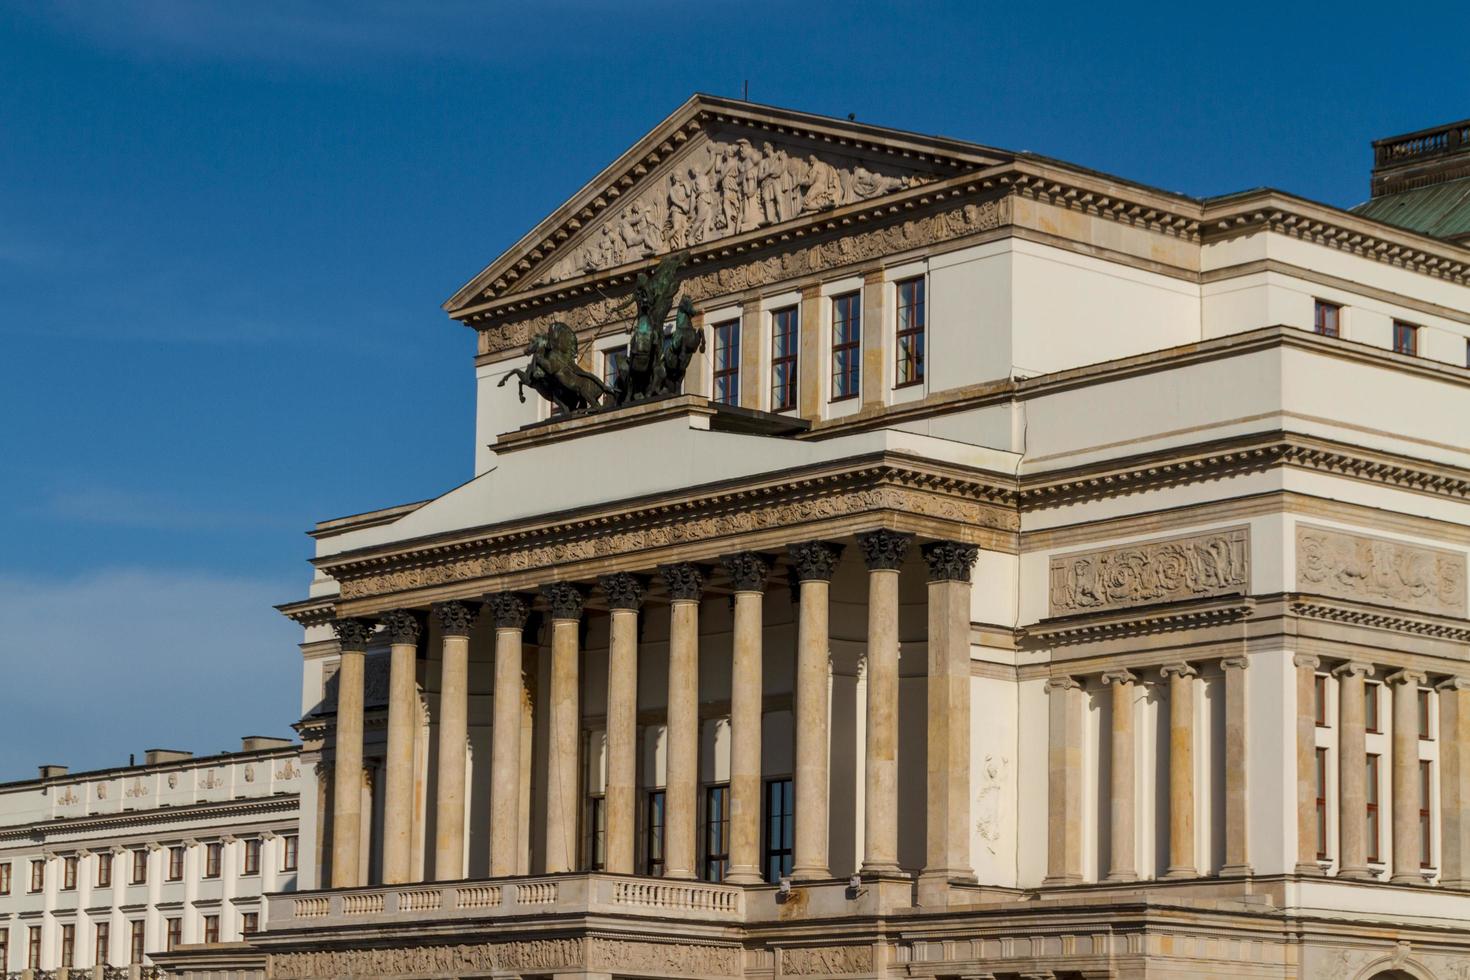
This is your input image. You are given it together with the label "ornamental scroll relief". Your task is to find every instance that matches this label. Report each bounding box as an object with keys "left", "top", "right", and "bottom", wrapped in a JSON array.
[
  {"left": 483, "top": 199, "right": 1004, "bottom": 357},
  {"left": 1048, "top": 526, "right": 1250, "bottom": 616},
  {"left": 271, "top": 939, "right": 740, "bottom": 980},
  {"left": 1296, "top": 524, "right": 1467, "bottom": 618},
  {"left": 782, "top": 944, "right": 876, "bottom": 976}
]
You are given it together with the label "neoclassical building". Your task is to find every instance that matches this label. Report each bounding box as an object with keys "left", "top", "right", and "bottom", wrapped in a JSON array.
[{"left": 163, "top": 102, "right": 1470, "bottom": 979}]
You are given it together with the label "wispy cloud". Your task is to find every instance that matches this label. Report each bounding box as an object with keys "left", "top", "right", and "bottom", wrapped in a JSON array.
[
  {"left": 0, "top": 567, "right": 300, "bottom": 780},
  {"left": 35, "top": 487, "right": 298, "bottom": 532}
]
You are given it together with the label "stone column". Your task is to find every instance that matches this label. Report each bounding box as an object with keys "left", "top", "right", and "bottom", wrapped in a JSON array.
[
  {"left": 542, "top": 582, "right": 585, "bottom": 875},
  {"left": 660, "top": 563, "right": 706, "bottom": 880},
  {"left": 857, "top": 530, "right": 910, "bottom": 876},
  {"left": 1389, "top": 669, "right": 1428, "bottom": 884},
  {"left": 789, "top": 540, "right": 844, "bottom": 881},
  {"left": 379, "top": 610, "right": 422, "bottom": 885},
  {"left": 721, "top": 552, "right": 772, "bottom": 885},
  {"left": 488, "top": 593, "right": 531, "bottom": 878},
  {"left": 329, "top": 618, "right": 374, "bottom": 888},
  {"left": 1220, "top": 656, "right": 1251, "bottom": 876},
  {"left": 1162, "top": 662, "right": 1197, "bottom": 879},
  {"left": 919, "top": 540, "right": 979, "bottom": 903},
  {"left": 1335, "top": 661, "right": 1373, "bottom": 879},
  {"left": 1293, "top": 653, "right": 1324, "bottom": 874},
  {"left": 1438, "top": 677, "right": 1470, "bottom": 887},
  {"left": 1043, "top": 676, "right": 1083, "bottom": 885},
  {"left": 1100, "top": 669, "right": 1137, "bottom": 882},
  {"left": 433, "top": 601, "right": 479, "bottom": 881},
  {"left": 598, "top": 573, "right": 645, "bottom": 876}
]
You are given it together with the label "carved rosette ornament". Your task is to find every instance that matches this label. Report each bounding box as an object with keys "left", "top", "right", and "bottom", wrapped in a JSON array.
[
  {"left": 541, "top": 582, "right": 586, "bottom": 622},
  {"left": 721, "top": 551, "right": 774, "bottom": 593},
  {"left": 435, "top": 601, "right": 481, "bottom": 638},
  {"left": 598, "top": 572, "right": 646, "bottom": 610},
  {"left": 922, "top": 540, "right": 979, "bottom": 583},
  {"left": 331, "top": 618, "right": 377, "bottom": 653},
  {"left": 380, "top": 609, "right": 423, "bottom": 646},
  {"left": 487, "top": 592, "right": 532, "bottom": 630},
  {"left": 857, "top": 529, "right": 912, "bottom": 571},
  {"left": 659, "top": 562, "right": 707, "bottom": 602},
  {"left": 788, "top": 541, "right": 845, "bottom": 582}
]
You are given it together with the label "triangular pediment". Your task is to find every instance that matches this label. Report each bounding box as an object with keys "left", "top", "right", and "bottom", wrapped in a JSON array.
[{"left": 445, "top": 95, "right": 1010, "bottom": 314}]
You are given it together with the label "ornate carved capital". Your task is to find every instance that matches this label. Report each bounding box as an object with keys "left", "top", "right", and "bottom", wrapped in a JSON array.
[
  {"left": 1220, "top": 656, "right": 1250, "bottom": 672},
  {"left": 1160, "top": 661, "right": 1197, "bottom": 680},
  {"left": 720, "top": 551, "right": 774, "bottom": 593},
  {"left": 598, "top": 572, "right": 647, "bottom": 610},
  {"left": 435, "top": 600, "right": 481, "bottom": 637},
  {"left": 922, "top": 539, "right": 979, "bottom": 583},
  {"left": 1100, "top": 669, "right": 1137, "bottom": 686},
  {"left": 1045, "top": 675, "right": 1082, "bottom": 693},
  {"left": 1386, "top": 668, "right": 1429, "bottom": 688},
  {"left": 1293, "top": 652, "right": 1321, "bottom": 670},
  {"left": 659, "top": 562, "right": 707, "bottom": 601},
  {"left": 380, "top": 610, "right": 423, "bottom": 646},
  {"left": 1437, "top": 676, "right": 1470, "bottom": 693},
  {"left": 857, "top": 529, "right": 912, "bottom": 571},
  {"left": 788, "top": 540, "right": 845, "bottom": 582},
  {"left": 541, "top": 581, "right": 586, "bottom": 621},
  {"left": 485, "top": 592, "right": 532, "bottom": 630},
  {"left": 1331, "top": 660, "right": 1374, "bottom": 679},
  {"left": 331, "top": 618, "right": 377, "bottom": 653}
]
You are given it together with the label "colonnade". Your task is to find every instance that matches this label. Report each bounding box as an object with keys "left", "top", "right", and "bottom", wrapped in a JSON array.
[{"left": 324, "top": 532, "right": 980, "bottom": 891}]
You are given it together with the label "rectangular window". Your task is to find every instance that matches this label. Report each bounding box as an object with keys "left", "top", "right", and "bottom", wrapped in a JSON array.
[
  {"left": 203, "top": 915, "right": 219, "bottom": 945},
  {"left": 1365, "top": 682, "right": 1381, "bottom": 733},
  {"left": 1313, "top": 300, "right": 1341, "bottom": 337},
  {"left": 281, "top": 835, "right": 299, "bottom": 872},
  {"left": 1314, "top": 747, "right": 1329, "bottom": 860},
  {"left": 703, "top": 783, "right": 731, "bottom": 882},
  {"left": 644, "top": 789, "right": 666, "bottom": 877},
  {"left": 243, "top": 838, "right": 261, "bottom": 876},
  {"left": 205, "top": 842, "right": 222, "bottom": 879},
  {"left": 30, "top": 859, "right": 44, "bottom": 892},
  {"left": 167, "top": 846, "right": 185, "bottom": 881},
  {"left": 241, "top": 912, "right": 259, "bottom": 936},
  {"left": 131, "top": 849, "right": 147, "bottom": 885},
  {"left": 601, "top": 349, "right": 627, "bottom": 389},
  {"left": 95, "top": 922, "right": 110, "bottom": 966},
  {"left": 166, "top": 918, "right": 181, "bottom": 953},
  {"left": 585, "top": 795, "right": 606, "bottom": 872},
  {"left": 830, "top": 292, "right": 861, "bottom": 401},
  {"left": 711, "top": 319, "right": 740, "bottom": 406},
  {"left": 1419, "top": 688, "right": 1433, "bottom": 740},
  {"left": 1366, "top": 754, "right": 1382, "bottom": 862},
  {"left": 27, "top": 926, "right": 41, "bottom": 970},
  {"left": 1393, "top": 320, "right": 1419, "bottom": 356},
  {"left": 0, "top": 934, "right": 7, "bottom": 976},
  {"left": 764, "top": 777, "right": 795, "bottom": 883},
  {"left": 0, "top": 861, "right": 9, "bottom": 894},
  {"left": 770, "top": 306, "right": 799, "bottom": 411},
  {"left": 97, "top": 853, "right": 112, "bottom": 888},
  {"left": 61, "top": 923, "right": 74, "bottom": 968},
  {"left": 895, "top": 277, "right": 926, "bottom": 387},
  {"left": 63, "top": 855, "right": 77, "bottom": 890},
  {"left": 1421, "top": 759, "right": 1434, "bottom": 868},
  {"left": 1314, "top": 674, "right": 1328, "bottom": 727},
  {"left": 129, "top": 921, "right": 145, "bottom": 965}
]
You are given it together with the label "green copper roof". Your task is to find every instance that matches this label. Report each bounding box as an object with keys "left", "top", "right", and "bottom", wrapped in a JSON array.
[{"left": 1352, "top": 176, "right": 1470, "bottom": 243}]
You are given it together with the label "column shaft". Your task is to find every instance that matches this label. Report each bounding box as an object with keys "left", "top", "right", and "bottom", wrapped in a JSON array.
[
  {"left": 542, "top": 583, "right": 585, "bottom": 875},
  {"left": 661, "top": 564, "right": 704, "bottom": 880},
  {"left": 789, "top": 542, "right": 842, "bottom": 881},
  {"left": 863, "top": 566, "right": 901, "bottom": 874},
  {"left": 434, "top": 602, "right": 477, "bottom": 881},
  {"left": 1102, "top": 670, "right": 1136, "bottom": 882},
  {"left": 1389, "top": 670, "right": 1428, "bottom": 884},
  {"left": 1294, "top": 653, "right": 1324, "bottom": 874},
  {"left": 380, "top": 611, "right": 422, "bottom": 885},
  {"left": 1163, "top": 663, "right": 1197, "bottom": 878},
  {"left": 1044, "top": 677, "right": 1083, "bottom": 885},
  {"left": 1336, "top": 662, "right": 1372, "bottom": 878},
  {"left": 722, "top": 552, "right": 771, "bottom": 885},
  {"left": 1220, "top": 657, "right": 1250, "bottom": 875},
  {"left": 599, "top": 573, "right": 644, "bottom": 877},
  {"left": 488, "top": 594, "right": 529, "bottom": 878},
  {"left": 1439, "top": 678, "right": 1470, "bottom": 887},
  {"left": 329, "top": 619, "right": 374, "bottom": 889}
]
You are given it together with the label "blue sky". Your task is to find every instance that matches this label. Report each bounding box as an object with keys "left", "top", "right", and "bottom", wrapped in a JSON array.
[{"left": 2, "top": 0, "right": 1467, "bottom": 780}]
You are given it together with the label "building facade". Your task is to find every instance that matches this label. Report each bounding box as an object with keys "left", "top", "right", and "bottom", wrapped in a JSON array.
[
  {"left": 1, "top": 740, "right": 302, "bottom": 979},
  {"left": 166, "top": 99, "right": 1470, "bottom": 979}
]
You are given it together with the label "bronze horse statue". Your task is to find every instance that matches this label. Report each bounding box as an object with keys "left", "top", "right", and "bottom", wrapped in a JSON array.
[
  {"left": 498, "top": 321, "right": 612, "bottom": 414},
  {"left": 660, "top": 296, "right": 705, "bottom": 394},
  {"left": 616, "top": 253, "right": 687, "bottom": 404}
]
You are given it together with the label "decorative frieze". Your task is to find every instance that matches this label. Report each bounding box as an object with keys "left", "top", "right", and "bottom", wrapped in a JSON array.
[
  {"left": 587, "top": 937, "right": 740, "bottom": 978},
  {"left": 1048, "top": 526, "right": 1250, "bottom": 616},
  {"left": 782, "top": 944, "right": 876, "bottom": 976},
  {"left": 270, "top": 940, "right": 582, "bottom": 980},
  {"left": 1296, "top": 524, "right": 1467, "bottom": 617}
]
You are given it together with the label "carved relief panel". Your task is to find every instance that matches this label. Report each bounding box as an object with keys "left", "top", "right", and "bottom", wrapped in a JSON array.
[
  {"left": 1048, "top": 526, "right": 1250, "bottom": 616},
  {"left": 1296, "top": 523, "right": 1467, "bottom": 617}
]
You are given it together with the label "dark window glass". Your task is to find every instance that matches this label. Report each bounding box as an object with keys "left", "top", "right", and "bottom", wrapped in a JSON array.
[
  {"left": 1393, "top": 320, "right": 1419, "bottom": 356},
  {"left": 895, "top": 277, "right": 926, "bottom": 386},
  {"left": 712, "top": 320, "right": 741, "bottom": 406},
  {"left": 129, "top": 922, "right": 145, "bottom": 965},
  {"left": 1366, "top": 754, "right": 1382, "bottom": 862},
  {"left": 167, "top": 846, "right": 184, "bottom": 881},
  {"left": 770, "top": 307, "right": 798, "bottom": 411},
  {"left": 703, "top": 784, "right": 730, "bottom": 882},
  {"left": 203, "top": 915, "right": 219, "bottom": 945},
  {"left": 282, "top": 835, "right": 299, "bottom": 872},
  {"left": 97, "top": 854, "right": 112, "bottom": 888},
  {"left": 602, "top": 349, "right": 627, "bottom": 388},
  {"left": 763, "top": 778, "right": 794, "bottom": 883},
  {"left": 1419, "top": 688, "right": 1433, "bottom": 740},
  {"left": 1314, "top": 300, "right": 1341, "bottom": 337},
  {"left": 1421, "top": 759, "right": 1434, "bottom": 868},
  {"left": 63, "top": 856, "right": 77, "bottom": 890},
  {"left": 644, "top": 790, "right": 666, "bottom": 877},
  {"left": 30, "top": 859, "right": 44, "bottom": 892},
  {"left": 243, "top": 838, "right": 261, "bottom": 876},
  {"left": 241, "top": 912, "right": 259, "bottom": 936},
  {"left": 0, "top": 861, "right": 9, "bottom": 895},
  {"left": 1314, "top": 747, "right": 1329, "bottom": 860},
  {"left": 94, "top": 923, "right": 110, "bottom": 966},
  {"left": 166, "top": 918, "right": 181, "bottom": 952},
  {"left": 586, "top": 795, "right": 606, "bottom": 871},
  {"left": 61, "top": 924, "right": 74, "bottom": 968},
  {"left": 1365, "top": 683, "right": 1380, "bottom": 733},
  {"left": 830, "top": 292, "right": 861, "bottom": 401},
  {"left": 205, "top": 842, "right": 222, "bottom": 879},
  {"left": 28, "top": 927, "right": 41, "bottom": 969},
  {"left": 131, "top": 849, "right": 147, "bottom": 885},
  {"left": 1314, "top": 674, "right": 1328, "bottom": 727}
]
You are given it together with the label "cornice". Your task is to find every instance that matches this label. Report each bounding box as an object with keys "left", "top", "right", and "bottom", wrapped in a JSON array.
[
  {"left": 1288, "top": 594, "right": 1470, "bottom": 643},
  {"left": 1021, "top": 596, "right": 1254, "bottom": 648},
  {"left": 277, "top": 596, "right": 338, "bottom": 628},
  {"left": 0, "top": 795, "right": 299, "bottom": 845}
]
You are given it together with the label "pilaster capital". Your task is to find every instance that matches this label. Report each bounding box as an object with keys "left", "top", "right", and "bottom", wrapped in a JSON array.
[
  {"left": 1332, "top": 660, "right": 1374, "bottom": 680},
  {"left": 1160, "top": 661, "right": 1197, "bottom": 680},
  {"left": 1044, "top": 675, "right": 1082, "bottom": 693},
  {"left": 331, "top": 618, "right": 377, "bottom": 653},
  {"left": 1386, "top": 668, "right": 1429, "bottom": 688},
  {"left": 921, "top": 539, "right": 979, "bottom": 583},
  {"left": 1437, "top": 676, "right": 1470, "bottom": 693},
  {"left": 857, "top": 529, "right": 912, "bottom": 571},
  {"left": 1292, "top": 652, "right": 1321, "bottom": 670},
  {"left": 434, "top": 600, "right": 481, "bottom": 637},
  {"left": 598, "top": 572, "right": 647, "bottom": 610},
  {"left": 719, "top": 551, "right": 774, "bottom": 593},
  {"left": 658, "top": 562, "right": 707, "bottom": 601},
  {"left": 1100, "top": 668, "right": 1137, "bottom": 686},
  {"left": 541, "top": 581, "right": 586, "bottom": 621},
  {"left": 486, "top": 591, "right": 533, "bottom": 630},
  {"left": 788, "top": 540, "right": 845, "bottom": 582},
  {"left": 1220, "top": 656, "right": 1250, "bottom": 672},
  {"left": 380, "top": 610, "right": 423, "bottom": 646}
]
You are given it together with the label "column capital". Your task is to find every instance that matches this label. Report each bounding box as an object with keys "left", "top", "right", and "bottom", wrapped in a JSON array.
[
  {"left": 331, "top": 618, "right": 377, "bottom": 653},
  {"left": 659, "top": 562, "right": 707, "bottom": 601},
  {"left": 1292, "top": 652, "right": 1321, "bottom": 670},
  {"left": 788, "top": 540, "right": 845, "bottom": 582},
  {"left": 1332, "top": 660, "right": 1374, "bottom": 679},
  {"left": 1386, "top": 668, "right": 1429, "bottom": 687},
  {"left": 720, "top": 551, "right": 774, "bottom": 593},
  {"left": 541, "top": 582, "right": 586, "bottom": 621},
  {"left": 434, "top": 600, "right": 481, "bottom": 637},
  {"left": 857, "top": 529, "right": 912, "bottom": 571},
  {"left": 921, "top": 540, "right": 979, "bottom": 583},
  {"left": 486, "top": 592, "right": 532, "bottom": 630},
  {"left": 1100, "top": 668, "right": 1137, "bottom": 685},
  {"left": 1437, "top": 676, "right": 1470, "bottom": 692},
  {"left": 1220, "top": 656, "right": 1250, "bottom": 672},
  {"left": 380, "top": 610, "right": 423, "bottom": 646},
  {"left": 598, "top": 572, "right": 647, "bottom": 610},
  {"left": 1160, "top": 661, "right": 1197, "bottom": 679},
  {"left": 1045, "top": 675, "right": 1082, "bottom": 693}
]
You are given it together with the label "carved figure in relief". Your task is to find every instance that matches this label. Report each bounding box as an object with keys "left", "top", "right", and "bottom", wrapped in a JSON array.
[
  {"left": 666, "top": 172, "right": 692, "bottom": 250},
  {"left": 691, "top": 163, "right": 717, "bottom": 244},
  {"left": 800, "top": 153, "right": 842, "bottom": 212},
  {"left": 757, "top": 141, "right": 783, "bottom": 225}
]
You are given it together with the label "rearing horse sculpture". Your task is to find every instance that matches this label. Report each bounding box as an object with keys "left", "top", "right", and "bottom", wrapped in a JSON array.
[
  {"left": 616, "top": 252, "right": 686, "bottom": 404},
  {"left": 660, "top": 295, "right": 705, "bottom": 395},
  {"left": 498, "top": 321, "right": 612, "bottom": 414}
]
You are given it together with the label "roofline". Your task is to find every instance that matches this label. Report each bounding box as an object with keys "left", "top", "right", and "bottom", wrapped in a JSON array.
[
  {"left": 0, "top": 744, "right": 300, "bottom": 793},
  {"left": 1371, "top": 117, "right": 1470, "bottom": 149}
]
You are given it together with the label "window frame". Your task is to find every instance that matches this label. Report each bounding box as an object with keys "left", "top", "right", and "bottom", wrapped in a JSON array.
[
  {"left": 1313, "top": 299, "right": 1341, "bottom": 337},
  {"left": 27, "top": 926, "right": 41, "bottom": 970},
  {"left": 60, "top": 923, "right": 75, "bottom": 968},
  {"left": 129, "top": 920, "right": 145, "bottom": 965},
  {"left": 243, "top": 838, "right": 261, "bottom": 876},
  {"left": 94, "top": 922, "right": 110, "bottom": 966},
  {"left": 204, "top": 842, "right": 223, "bottom": 879},
  {"left": 1314, "top": 746, "right": 1329, "bottom": 860},
  {"left": 1393, "top": 320, "right": 1419, "bottom": 356},
  {"left": 0, "top": 861, "right": 9, "bottom": 895},
  {"left": 1365, "top": 682, "right": 1381, "bottom": 734},
  {"left": 281, "top": 835, "right": 299, "bottom": 872},
  {"left": 585, "top": 794, "right": 606, "bottom": 872},
  {"left": 203, "top": 914, "right": 220, "bottom": 945},
  {"left": 769, "top": 306, "right": 799, "bottom": 412},
  {"left": 29, "top": 859, "right": 44, "bottom": 893},
  {"left": 167, "top": 846, "right": 185, "bottom": 882},
  {"left": 763, "top": 776, "right": 794, "bottom": 883},
  {"left": 643, "top": 789, "right": 666, "bottom": 877},
  {"left": 1419, "top": 688, "right": 1433, "bottom": 741},
  {"left": 829, "top": 291, "right": 862, "bottom": 402},
  {"left": 130, "top": 848, "right": 148, "bottom": 885},
  {"left": 1366, "top": 753, "right": 1382, "bottom": 863},
  {"left": 63, "top": 855, "right": 77, "bottom": 891},
  {"left": 166, "top": 917, "right": 182, "bottom": 953},
  {"left": 1420, "top": 759, "right": 1434, "bottom": 869},
  {"left": 711, "top": 318, "right": 741, "bottom": 407},
  {"left": 1313, "top": 674, "right": 1328, "bottom": 727},
  {"left": 241, "top": 911, "right": 259, "bottom": 936},
  {"left": 702, "top": 782, "right": 731, "bottom": 882},
  {"left": 894, "top": 276, "right": 926, "bottom": 388},
  {"left": 96, "top": 853, "right": 112, "bottom": 888}
]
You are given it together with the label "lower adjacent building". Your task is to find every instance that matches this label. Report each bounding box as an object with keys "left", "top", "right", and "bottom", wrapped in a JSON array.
[{"left": 0, "top": 739, "right": 301, "bottom": 978}]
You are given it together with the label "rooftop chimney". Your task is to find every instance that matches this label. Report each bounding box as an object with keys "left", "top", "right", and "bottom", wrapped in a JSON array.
[
  {"left": 38, "top": 764, "right": 68, "bottom": 779},
  {"left": 240, "top": 736, "right": 293, "bottom": 752},
  {"left": 144, "top": 749, "right": 194, "bottom": 766}
]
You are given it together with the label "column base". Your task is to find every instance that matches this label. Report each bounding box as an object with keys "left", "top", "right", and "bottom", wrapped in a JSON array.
[
  {"left": 1163, "top": 866, "right": 1198, "bottom": 879},
  {"left": 1103, "top": 870, "right": 1138, "bottom": 883},
  {"left": 1391, "top": 872, "right": 1427, "bottom": 885},
  {"left": 859, "top": 860, "right": 902, "bottom": 876},
  {"left": 1294, "top": 861, "right": 1327, "bottom": 876},
  {"left": 1219, "top": 863, "right": 1253, "bottom": 878},
  {"left": 1337, "top": 865, "right": 1373, "bottom": 880},
  {"left": 916, "top": 872, "right": 952, "bottom": 907},
  {"left": 725, "top": 866, "right": 764, "bottom": 885},
  {"left": 789, "top": 864, "right": 830, "bottom": 882},
  {"left": 662, "top": 869, "right": 697, "bottom": 881}
]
